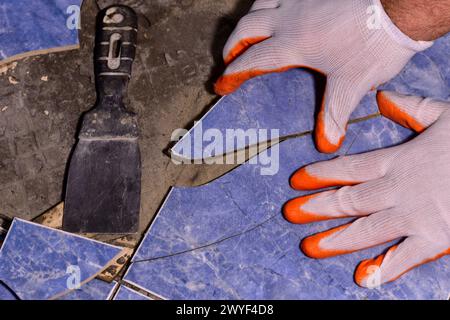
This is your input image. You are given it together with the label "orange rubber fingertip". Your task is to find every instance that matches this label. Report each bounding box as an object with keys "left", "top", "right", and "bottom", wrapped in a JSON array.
[
  {"left": 224, "top": 36, "right": 270, "bottom": 65},
  {"left": 214, "top": 74, "right": 243, "bottom": 96},
  {"left": 215, "top": 65, "right": 324, "bottom": 96},
  {"left": 290, "top": 167, "right": 319, "bottom": 190},
  {"left": 300, "top": 224, "right": 352, "bottom": 259},
  {"left": 376, "top": 91, "right": 425, "bottom": 133},
  {"left": 214, "top": 69, "right": 276, "bottom": 96},
  {"left": 283, "top": 194, "right": 331, "bottom": 224},
  {"left": 315, "top": 108, "right": 344, "bottom": 154},
  {"left": 354, "top": 244, "right": 399, "bottom": 287},
  {"left": 354, "top": 255, "right": 385, "bottom": 287},
  {"left": 290, "top": 167, "right": 359, "bottom": 190}
]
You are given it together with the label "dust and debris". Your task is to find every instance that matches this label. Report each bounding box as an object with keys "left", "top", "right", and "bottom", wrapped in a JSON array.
[
  {"left": 44, "top": 110, "right": 49, "bottom": 116},
  {"left": 0, "top": 0, "right": 253, "bottom": 227},
  {"left": 41, "top": 76, "right": 48, "bottom": 82},
  {"left": 1, "top": 106, "right": 8, "bottom": 112},
  {"left": 8, "top": 76, "right": 19, "bottom": 84},
  {"left": 164, "top": 52, "right": 176, "bottom": 67},
  {"left": 0, "top": 61, "right": 18, "bottom": 75}
]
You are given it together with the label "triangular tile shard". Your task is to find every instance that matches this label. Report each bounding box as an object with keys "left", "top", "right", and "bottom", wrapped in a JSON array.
[
  {"left": 0, "top": 218, "right": 124, "bottom": 300},
  {"left": 171, "top": 34, "right": 450, "bottom": 162},
  {"left": 0, "top": 0, "right": 82, "bottom": 66},
  {"left": 113, "top": 285, "right": 152, "bottom": 300},
  {"left": 126, "top": 116, "right": 450, "bottom": 299}
]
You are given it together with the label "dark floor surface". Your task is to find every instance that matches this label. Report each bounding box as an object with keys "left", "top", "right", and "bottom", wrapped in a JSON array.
[{"left": 0, "top": 0, "right": 253, "bottom": 234}]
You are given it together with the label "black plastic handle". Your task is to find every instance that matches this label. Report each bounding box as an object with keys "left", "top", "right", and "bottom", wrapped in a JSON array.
[
  {"left": 95, "top": 6, "right": 138, "bottom": 96},
  {"left": 79, "top": 6, "right": 139, "bottom": 140}
]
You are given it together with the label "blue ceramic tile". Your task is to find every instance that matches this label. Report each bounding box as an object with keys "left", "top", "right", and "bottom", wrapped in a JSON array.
[
  {"left": 0, "top": 279, "right": 118, "bottom": 301},
  {"left": 113, "top": 285, "right": 152, "bottom": 300},
  {"left": 0, "top": 0, "right": 81, "bottom": 64},
  {"left": 0, "top": 282, "right": 18, "bottom": 300},
  {"left": 126, "top": 116, "right": 450, "bottom": 299},
  {"left": 0, "top": 218, "right": 123, "bottom": 300},
  {"left": 59, "top": 279, "right": 118, "bottom": 300},
  {"left": 171, "top": 34, "right": 450, "bottom": 161}
]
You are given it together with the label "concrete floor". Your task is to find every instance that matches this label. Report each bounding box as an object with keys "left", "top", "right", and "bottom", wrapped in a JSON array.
[{"left": 0, "top": 0, "right": 252, "bottom": 233}]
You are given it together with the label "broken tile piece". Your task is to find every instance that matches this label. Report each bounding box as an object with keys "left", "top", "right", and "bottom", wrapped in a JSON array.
[
  {"left": 113, "top": 285, "right": 152, "bottom": 300},
  {"left": 0, "top": 218, "right": 124, "bottom": 300},
  {"left": 171, "top": 34, "right": 450, "bottom": 161},
  {"left": 126, "top": 116, "right": 450, "bottom": 299},
  {"left": 59, "top": 279, "right": 118, "bottom": 300},
  {"left": 0, "top": 0, "right": 81, "bottom": 66},
  {"left": 0, "top": 282, "right": 18, "bottom": 300}
]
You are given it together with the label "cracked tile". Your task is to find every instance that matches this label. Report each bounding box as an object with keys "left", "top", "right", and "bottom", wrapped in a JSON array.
[
  {"left": 0, "top": 218, "right": 124, "bottom": 300},
  {"left": 171, "top": 34, "right": 450, "bottom": 161},
  {"left": 124, "top": 117, "right": 450, "bottom": 299}
]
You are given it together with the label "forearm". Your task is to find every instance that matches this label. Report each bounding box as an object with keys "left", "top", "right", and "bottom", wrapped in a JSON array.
[{"left": 381, "top": 0, "right": 450, "bottom": 41}]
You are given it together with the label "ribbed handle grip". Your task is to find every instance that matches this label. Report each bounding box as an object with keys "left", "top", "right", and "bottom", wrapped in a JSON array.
[{"left": 95, "top": 5, "right": 138, "bottom": 79}]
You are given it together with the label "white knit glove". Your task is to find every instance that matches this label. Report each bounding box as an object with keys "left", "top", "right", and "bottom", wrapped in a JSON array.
[
  {"left": 284, "top": 91, "right": 450, "bottom": 288},
  {"left": 215, "top": 0, "right": 434, "bottom": 153}
]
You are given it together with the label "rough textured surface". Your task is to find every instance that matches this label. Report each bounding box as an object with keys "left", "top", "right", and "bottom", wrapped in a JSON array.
[
  {"left": 113, "top": 285, "right": 151, "bottom": 300},
  {"left": 172, "top": 34, "right": 450, "bottom": 160},
  {"left": 0, "top": 0, "right": 252, "bottom": 228},
  {"left": 125, "top": 117, "right": 450, "bottom": 300},
  {"left": 0, "top": 0, "right": 81, "bottom": 65},
  {"left": 0, "top": 218, "right": 123, "bottom": 300}
]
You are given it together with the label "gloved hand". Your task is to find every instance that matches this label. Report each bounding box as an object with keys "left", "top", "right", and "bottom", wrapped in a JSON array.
[
  {"left": 284, "top": 91, "right": 450, "bottom": 288},
  {"left": 215, "top": 0, "right": 433, "bottom": 153}
]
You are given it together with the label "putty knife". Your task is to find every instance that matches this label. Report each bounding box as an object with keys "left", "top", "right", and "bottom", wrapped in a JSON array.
[{"left": 63, "top": 6, "right": 140, "bottom": 234}]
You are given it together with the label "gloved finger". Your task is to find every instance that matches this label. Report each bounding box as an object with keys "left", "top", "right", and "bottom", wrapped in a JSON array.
[
  {"left": 223, "top": 8, "right": 278, "bottom": 64},
  {"left": 377, "top": 91, "right": 450, "bottom": 132},
  {"left": 315, "top": 76, "right": 369, "bottom": 153},
  {"left": 290, "top": 147, "right": 397, "bottom": 190},
  {"left": 215, "top": 38, "right": 309, "bottom": 95},
  {"left": 300, "top": 208, "right": 406, "bottom": 259},
  {"left": 284, "top": 178, "right": 395, "bottom": 224},
  {"left": 355, "top": 237, "right": 450, "bottom": 288},
  {"left": 250, "top": 0, "right": 280, "bottom": 11}
]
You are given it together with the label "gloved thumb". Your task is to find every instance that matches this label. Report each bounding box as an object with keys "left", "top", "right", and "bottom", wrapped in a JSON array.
[{"left": 377, "top": 91, "right": 450, "bottom": 132}]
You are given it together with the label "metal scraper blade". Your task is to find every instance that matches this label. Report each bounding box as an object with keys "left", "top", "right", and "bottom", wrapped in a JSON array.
[{"left": 63, "top": 139, "right": 141, "bottom": 233}]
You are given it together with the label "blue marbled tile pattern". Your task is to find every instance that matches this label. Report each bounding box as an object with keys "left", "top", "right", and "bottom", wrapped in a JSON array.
[
  {"left": 0, "top": 282, "right": 17, "bottom": 300},
  {"left": 126, "top": 116, "right": 450, "bottom": 300},
  {"left": 113, "top": 285, "right": 152, "bottom": 300},
  {"left": 0, "top": 0, "right": 81, "bottom": 63},
  {"left": 171, "top": 34, "right": 450, "bottom": 160},
  {"left": 59, "top": 279, "right": 118, "bottom": 300},
  {"left": 0, "top": 279, "right": 117, "bottom": 301},
  {"left": 0, "top": 219, "right": 123, "bottom": 300}
]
